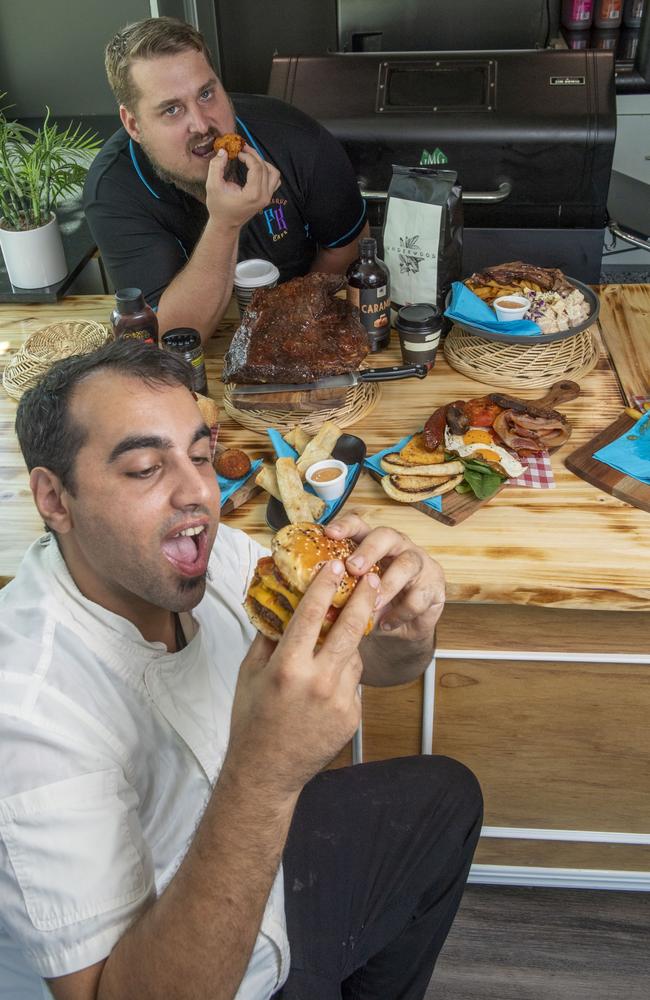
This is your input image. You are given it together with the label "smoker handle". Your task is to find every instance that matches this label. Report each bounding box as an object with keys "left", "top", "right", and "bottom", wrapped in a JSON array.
[
  {"left": 608, "top": 221, "right": 650, "bottom": 254},
  {"left": 360, "top": 181, "right": 512, "bottom": 204}
]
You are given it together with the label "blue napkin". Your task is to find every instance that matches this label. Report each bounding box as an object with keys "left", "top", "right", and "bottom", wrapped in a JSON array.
[
  {"left": 267, "top": 428, "right": 357, "bottom": 522},
  {"left": 364, "top": 434, "right": 444, "bottom": 512},
  {"left": 593, "top": 412, "right": 650, "bottom": 485},
  {"left": 444, "top": 281, "right": 542, "bottom": 337},
  {"left": 217, "top": 458, "right": 263, "bottom": 506}
]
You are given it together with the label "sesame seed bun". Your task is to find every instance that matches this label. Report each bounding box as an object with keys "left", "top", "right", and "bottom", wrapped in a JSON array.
[
  {"left": 272, "top": 523, "right": 362, "bottom": 609},
  {"left": 244, "top": 523, "right": 379, "bottom": 642}
]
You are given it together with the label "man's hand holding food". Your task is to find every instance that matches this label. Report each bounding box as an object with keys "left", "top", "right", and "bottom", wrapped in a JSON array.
[
  {"left": 206, "top": 141, "right": 281, "bottom": 233},
  {"left": 228, "top": 515, "right": 444, "bottom": 801},
  {"left": 325, "top": 513, "right": 444, "bottom": 685}
]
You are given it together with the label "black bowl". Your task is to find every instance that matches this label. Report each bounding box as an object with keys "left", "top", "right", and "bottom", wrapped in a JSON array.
[{"left": 266, "top": 433, "right": 366, "bottom": 531}]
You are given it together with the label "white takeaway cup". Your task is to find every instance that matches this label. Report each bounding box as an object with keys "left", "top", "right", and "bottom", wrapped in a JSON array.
[{"left": 234, "top": 259, "right": 280, "bottom": 317}]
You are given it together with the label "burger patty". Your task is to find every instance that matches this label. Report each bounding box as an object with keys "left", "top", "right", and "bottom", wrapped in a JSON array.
[{"left": 249, "top": 597, "right": 284, "bottom": 634}]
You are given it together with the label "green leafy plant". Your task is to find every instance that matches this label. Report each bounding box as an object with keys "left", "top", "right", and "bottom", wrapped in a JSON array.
[{"left": 0, "top": 94, "right": 101, "bottom": 232}]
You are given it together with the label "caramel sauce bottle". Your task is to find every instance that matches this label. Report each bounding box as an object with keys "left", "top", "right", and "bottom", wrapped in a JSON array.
[
  {"left": 110, "top": 288, "right": 159, "bottom": 345},
  {"left": 346, "top": 237, "right": 391, "bottom": 352}
]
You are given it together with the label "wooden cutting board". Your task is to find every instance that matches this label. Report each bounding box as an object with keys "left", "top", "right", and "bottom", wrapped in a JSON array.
[
  {"left": 367, "top": 380, "right": 581, "bottom": 526},
  {"left": 565, "top": 412, "right": 650, "bottom": 513},
  {"left": 365, "top": 466, "right": 497, "bottom": 525}
]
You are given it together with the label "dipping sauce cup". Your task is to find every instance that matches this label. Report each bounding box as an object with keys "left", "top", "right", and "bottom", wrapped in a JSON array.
[
  {"left": 493, "top": 295, "right": 530, "bottom": 322},
  {"left": 305, "top": 459, "right": 348, "bottom": 502}
]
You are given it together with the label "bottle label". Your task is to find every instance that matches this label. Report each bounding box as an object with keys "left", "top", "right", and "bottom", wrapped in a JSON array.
[
  {"left": 347, "top": 285, "right": 391, "bottom": 339},
  {"left": 119, "top": 329, "right": 155, "bottom": 344}
]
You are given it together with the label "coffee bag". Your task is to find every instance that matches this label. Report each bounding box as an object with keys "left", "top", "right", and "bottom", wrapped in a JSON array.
[{"left": 382, "top": 167, "right": 463, "bottom": 329}]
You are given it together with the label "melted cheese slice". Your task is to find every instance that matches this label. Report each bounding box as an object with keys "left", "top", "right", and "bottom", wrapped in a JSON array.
[
  {"left": 258, "top": 570, "right": 301, "bottom": 611},
  {"left": 248, "top": 583, "right": 292, "bottom": 626}
]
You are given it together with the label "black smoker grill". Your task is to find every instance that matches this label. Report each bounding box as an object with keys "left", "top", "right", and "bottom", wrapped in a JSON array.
[{"left": 268, "top": 49, "right": 617, "bottom": 282}]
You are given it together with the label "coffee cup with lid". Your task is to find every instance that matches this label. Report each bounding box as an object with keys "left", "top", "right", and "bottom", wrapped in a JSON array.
[
  {"left": 393, "top": 304, "right": 441, "bottom": 366},
  {"left": 234, "top": 259, "right": 280, "bottom": 317}
]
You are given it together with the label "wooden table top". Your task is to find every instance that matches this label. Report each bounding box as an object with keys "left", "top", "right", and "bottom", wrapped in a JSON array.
[{"left": 1, "top": 288, "right": 649, "bottom": 611}]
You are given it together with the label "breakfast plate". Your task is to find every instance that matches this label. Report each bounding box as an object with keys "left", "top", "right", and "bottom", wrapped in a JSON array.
[{"left": 266, "top": 433, "right": 366, "bottom": 531}]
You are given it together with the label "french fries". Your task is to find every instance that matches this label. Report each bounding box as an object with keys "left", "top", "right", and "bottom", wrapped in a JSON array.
[
  {"left": 255, "top": 464, "right": 325, "bottom": 520},
  {"left": 276, "top": 458, "right": 317, "bottom": 524}
]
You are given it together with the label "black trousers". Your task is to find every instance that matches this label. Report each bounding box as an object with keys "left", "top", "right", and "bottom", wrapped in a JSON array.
[{"left": 274, "top": 755, "right": 482, "bottom": 1000}]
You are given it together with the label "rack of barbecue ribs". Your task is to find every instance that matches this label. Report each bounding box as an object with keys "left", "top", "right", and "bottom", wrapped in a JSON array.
[{"left": 222, "top": 273, "right": 368, "bottom": 385}]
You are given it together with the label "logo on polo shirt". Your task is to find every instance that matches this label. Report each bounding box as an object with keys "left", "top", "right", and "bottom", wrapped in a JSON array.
[{"left": 262, "top": 196, "right": 289, "bottom": 242}]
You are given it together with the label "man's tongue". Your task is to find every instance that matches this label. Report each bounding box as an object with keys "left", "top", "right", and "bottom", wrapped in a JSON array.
[{"left": 162, "top": 534, "right": 198, "bottom": 564}]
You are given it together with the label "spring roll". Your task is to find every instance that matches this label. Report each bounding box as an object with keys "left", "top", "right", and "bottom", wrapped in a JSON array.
[
  {"left": 284, "top": 426, "right": 312, "bottom": 455},
  {"left": 255, "top": 464, "right": 325, "bottom": 519},
  {"left": 276, "top": 458, "right": 317, "bottom": 524},
  {"left": 296, "top": 421, "right": 342, "bottom": 477}
]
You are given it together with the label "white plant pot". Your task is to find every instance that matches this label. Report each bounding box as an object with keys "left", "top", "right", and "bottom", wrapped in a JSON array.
[{"left": 0, "top": 213, "right": 68, "bottom": 289}]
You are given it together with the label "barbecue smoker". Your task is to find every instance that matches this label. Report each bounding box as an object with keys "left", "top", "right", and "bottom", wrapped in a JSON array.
[{"left": 268, "top": 49, "right": 617, "bottom": 282}]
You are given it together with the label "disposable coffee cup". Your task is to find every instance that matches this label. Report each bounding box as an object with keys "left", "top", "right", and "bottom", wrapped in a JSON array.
[
  {"left": 394, "top": 304, "right": 442, "bottom": 366},
  {"left": 234, "top": 259, "right": 280, "bottom": 317}
]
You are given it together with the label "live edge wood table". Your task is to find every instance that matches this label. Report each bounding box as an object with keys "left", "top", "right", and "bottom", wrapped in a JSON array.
[{"left": 1, "top": 286, "right": 649, "bottom": 890}]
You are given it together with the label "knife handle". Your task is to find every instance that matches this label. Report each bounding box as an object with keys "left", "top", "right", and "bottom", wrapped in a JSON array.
[{"left": 359, "top": 363, "right": 430, "bottom": 382}]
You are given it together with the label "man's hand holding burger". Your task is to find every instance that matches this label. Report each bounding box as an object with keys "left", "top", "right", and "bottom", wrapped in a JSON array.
[
  {"left": 226, "top": 549, "right": 381, "bottom": 801},
  {"left": 325, "top": 513, "right": 444, "bottom": 686},
  {"left": 232, "top": 516, "right": 444, "bottom": 801}
]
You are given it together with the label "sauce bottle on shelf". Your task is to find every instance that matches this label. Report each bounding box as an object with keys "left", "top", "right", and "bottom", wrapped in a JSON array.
[
  {"left": 346, "top": 237, "right": 391, "bottom": 352},
  {"left": 593, "top": 0, "right": 623, "bottom": 27},
  {"left": 623, "top": 0, "right": 644, "bottom": 27},
  {"left": 110, "top": 288, "right": 159, "bottom": 345},
  {"left": 561, "top": 0, "right": 594, "bottom": 29},
  {"left": 161, "top": 328, "right": 209, "bottom": 395}
]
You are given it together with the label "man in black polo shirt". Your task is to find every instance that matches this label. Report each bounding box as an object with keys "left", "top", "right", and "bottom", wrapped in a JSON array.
[{"left": 83, "top": 17, "right": 369, "bottom": 344}]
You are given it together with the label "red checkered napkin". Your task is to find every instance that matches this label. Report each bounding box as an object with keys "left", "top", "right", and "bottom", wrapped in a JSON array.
[
  {"left": 507, "top": 451, "right": 556, "bottom": 489},
  {"left": 209, "top": 424, "right": 220, "bottom": 462}
]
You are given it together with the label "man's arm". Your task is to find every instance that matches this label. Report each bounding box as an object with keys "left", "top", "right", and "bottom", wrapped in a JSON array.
[
  {"left": 48, "top": 561, "right": 379, "bottom": 1000},
  {"left": 156, "top": 146, "right": 281, "bottom": 346},
  {"left": 324, "top": 515, "right": 445, "bottom": 687},
  {"left": 310, "top": 221, "right": 370, "bottom": 275}
]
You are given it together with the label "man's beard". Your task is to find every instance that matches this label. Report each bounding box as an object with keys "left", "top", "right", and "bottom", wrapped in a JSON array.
[{"left": 142, "top": 140, "right": 208, "bottom": 201}]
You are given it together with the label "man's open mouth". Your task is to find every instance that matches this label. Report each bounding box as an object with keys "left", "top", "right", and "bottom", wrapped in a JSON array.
[
  {"left": 161, "top": 523, "right": 210, "bottom": 576},
  {"left": 191, "top": 138, "right": 215, "bottom": 159}
]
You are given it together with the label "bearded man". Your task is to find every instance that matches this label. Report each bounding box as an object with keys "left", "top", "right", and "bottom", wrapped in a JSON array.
[{"left": 83, "top": 16, "right": 369, "bottom": 345}]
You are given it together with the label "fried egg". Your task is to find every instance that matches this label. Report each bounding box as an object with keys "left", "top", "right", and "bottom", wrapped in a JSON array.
[{"left": 444, "top": 426, "right": 525, "bottom": 478}]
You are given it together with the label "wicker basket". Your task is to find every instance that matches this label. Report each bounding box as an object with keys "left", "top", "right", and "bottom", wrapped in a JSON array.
[
  {"left": 224, "top": 381, "right": 381, "bottom": 435},
  {"left": 443, "top": 323, "right": 599, "bottom": 389},
  {"left": 2, "top": 321, "right": 111, "bottom": 400}
]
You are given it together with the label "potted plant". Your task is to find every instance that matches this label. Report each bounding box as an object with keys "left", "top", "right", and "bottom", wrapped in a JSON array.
[{"left": 0, "top": 95, "right": 101, "bottom": 289}]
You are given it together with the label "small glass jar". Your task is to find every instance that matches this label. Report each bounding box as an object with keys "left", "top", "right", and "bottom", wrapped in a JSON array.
[{"left": 161, "top": 328, "right": 208, "bottom": 395}]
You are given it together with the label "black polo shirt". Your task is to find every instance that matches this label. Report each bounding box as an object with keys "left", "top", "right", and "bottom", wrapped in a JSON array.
[{"left": 83, "top": 95, "right": 367, "bottom": 307}]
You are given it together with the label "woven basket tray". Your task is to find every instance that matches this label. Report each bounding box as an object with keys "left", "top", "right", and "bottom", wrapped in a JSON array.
[
  {"left": 2, "top": 321, "right": 110, "bottom": 401},
  {"left": 223, "top": 381, "right": 381, "bottom": 435},
  {"left": 443, "top": 323, "right": 599, "bottom": 390}
]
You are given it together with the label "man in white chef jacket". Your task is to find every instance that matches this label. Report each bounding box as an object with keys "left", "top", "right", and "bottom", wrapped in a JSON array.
[{"left": 0, "top": 340, "right": 481, "bottom": 1000}]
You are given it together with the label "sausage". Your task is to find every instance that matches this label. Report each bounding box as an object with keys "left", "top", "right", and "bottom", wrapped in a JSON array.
[
  {"left": 423, "top": 404, "right": 449, "bottom": 450},
  {"left": 423, "top": 400, "right": 469, "bottom": 449}
]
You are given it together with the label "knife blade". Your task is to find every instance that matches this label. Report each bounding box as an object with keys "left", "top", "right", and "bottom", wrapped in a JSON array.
[{"left": 230, "top": 363, "right": 430, "bottom": 396}]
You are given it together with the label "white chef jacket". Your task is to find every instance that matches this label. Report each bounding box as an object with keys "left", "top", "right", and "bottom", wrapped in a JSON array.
[{"left": 0, "top": 526, "right": 288, "bottom": 999}]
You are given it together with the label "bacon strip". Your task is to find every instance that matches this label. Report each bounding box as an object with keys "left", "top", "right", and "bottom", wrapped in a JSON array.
[{"left": 493, "top": 410, "right": 571, "bottom": 453}]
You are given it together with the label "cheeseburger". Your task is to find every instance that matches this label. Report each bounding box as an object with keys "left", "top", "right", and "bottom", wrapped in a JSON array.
[{"left": 244, "top": 523, "right": 379, "bottom": 642}]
